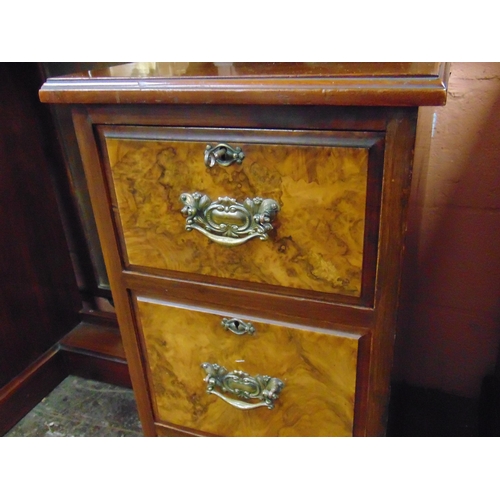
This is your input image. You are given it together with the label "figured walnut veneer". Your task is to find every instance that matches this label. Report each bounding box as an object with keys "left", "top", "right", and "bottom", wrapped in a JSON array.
[
  {"left": 105, "top": 135, "right": 369, "bottom": 297},
  {"left": 136, "top": 297, "right": 361, "bottom": 437}
]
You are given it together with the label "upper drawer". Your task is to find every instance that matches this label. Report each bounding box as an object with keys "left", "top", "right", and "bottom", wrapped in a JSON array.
[{"left": 100, "top": 127, "right": 383, "bottom": 301}]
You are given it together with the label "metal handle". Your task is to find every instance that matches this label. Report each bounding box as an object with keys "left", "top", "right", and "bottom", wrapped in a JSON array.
[
  {"left": 201, "top": 362, "right": 284, "bottom": 410},
  {"left": 204, "top": 143, "right": 245, "bottom": 168},
  {"left": 180, "top": 192, "right": 280, "bottom": 247},
  {"left": 222, "top": 318, "right": 255, "bottom": 336}
]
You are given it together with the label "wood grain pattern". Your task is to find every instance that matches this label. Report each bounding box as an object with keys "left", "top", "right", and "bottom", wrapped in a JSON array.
[
  {"left": 0, "top": 63, "right": 80, "bottom": 389},
  {"left": 155, "top": 421, "right": 214, "bottom": 437},
  {"left": 123, "top": 269, "right": 375, "bottom": 330},
  {"left": 88, "top": 105, "right": 392, "bottom": 132},
  {"left": 135, "top": 297, "right": 362, "bottom": 437},
  {"left": 72, "top": 108, "right": 157, "bottom": 436},
  {"left": 41, "top": 63, "right": 448, "bottom": 438},
  {"left": 39, "top": 62, "right": 450, "bottom": 107},
  {"left": 105, "top": 135, "right": 369, "bottom": 297},
  {"left": 366, "top": 109, "right": 419, "bottom": 436}
]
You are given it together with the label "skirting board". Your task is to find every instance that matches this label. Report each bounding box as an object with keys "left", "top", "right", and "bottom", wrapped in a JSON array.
[{"left": 0, "top": 347, "right": 68, "bottom": 436}]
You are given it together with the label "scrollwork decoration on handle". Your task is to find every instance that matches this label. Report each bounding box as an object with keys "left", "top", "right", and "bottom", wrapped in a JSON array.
[
  {"left": 204, "top": 144, "right": 245, "bottom": 168},
  {"left": 180, "top": 192, "right": 280, "bottom": 247},
  {"left": 201, "top": 362, "right": 284, "bottom": 410}
]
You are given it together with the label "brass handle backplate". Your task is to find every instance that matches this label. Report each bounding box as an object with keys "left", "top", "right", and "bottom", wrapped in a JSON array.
[
  {"left": 201, "top": 362, "right": 284, "bottom": 410},
  {"left": 180, "top": 192, "right": 280, "bottom": 247},
  {"left": 204, "top": 143, "right": 245, "bottom": 168}
]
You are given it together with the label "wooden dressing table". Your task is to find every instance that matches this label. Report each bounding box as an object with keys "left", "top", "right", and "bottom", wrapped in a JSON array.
[{"left": 40, "top": 62, "right": 449, "bottom": 436}]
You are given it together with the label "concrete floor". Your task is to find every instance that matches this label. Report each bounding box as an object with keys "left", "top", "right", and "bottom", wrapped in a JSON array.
[
  {"left": 5, "top": 376, "right": 143, "bottom": 437},
  {"left": 6, "top": 375, "right": 483, "bottom": 437}
]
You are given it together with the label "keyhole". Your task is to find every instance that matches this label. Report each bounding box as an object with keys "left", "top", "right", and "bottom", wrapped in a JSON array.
[{"left": 214, "top": 147, "right": 227, "bottom": 161}]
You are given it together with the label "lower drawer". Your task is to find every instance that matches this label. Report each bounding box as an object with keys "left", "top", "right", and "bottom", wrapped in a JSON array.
[{"left": 134, "top": 296, "right": 367, "bottom": 437}]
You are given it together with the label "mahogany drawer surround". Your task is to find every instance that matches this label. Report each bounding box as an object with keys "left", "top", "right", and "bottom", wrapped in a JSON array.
[{"left": 40, "top": 62, "right": 449, "bottom": 437}]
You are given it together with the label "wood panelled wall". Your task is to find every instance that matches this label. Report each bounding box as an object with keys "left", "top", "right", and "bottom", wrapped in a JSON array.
[
  {"left": 0, "top": 63, "right": 81, "bottom": 433},
  {"left": 0, "top": 63, "right": 132, "bottom": 435}
]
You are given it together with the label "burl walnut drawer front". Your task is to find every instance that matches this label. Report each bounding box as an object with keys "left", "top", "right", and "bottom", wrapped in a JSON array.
[
  {"left": 102, "top": 128, "right": 383, "bottom": 299},
  {"left": 134, "top": 296, "right": 365, "bottom": 437}
]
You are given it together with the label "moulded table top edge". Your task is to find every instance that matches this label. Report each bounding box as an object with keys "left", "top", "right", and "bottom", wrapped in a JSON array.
[{"left": 39, "top": 62, "right": 450, "bottom": 107}]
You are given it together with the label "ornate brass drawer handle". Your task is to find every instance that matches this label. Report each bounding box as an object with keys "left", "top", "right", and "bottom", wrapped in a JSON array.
[
  {"left": 201, "top": 362, "right": 284, "bottom": 410},
  {"left": 180, "top": 192, "right": 280, "bottom": 247},
  {"left": 204, "top": 143, "right": 245, "bottom": 168},
  {"left": 222, "top": 318, "right": 255, "bottom": 336}
]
